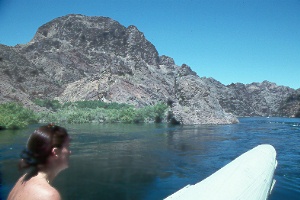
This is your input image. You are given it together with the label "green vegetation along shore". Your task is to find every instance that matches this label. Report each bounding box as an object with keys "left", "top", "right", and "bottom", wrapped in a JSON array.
[
  {"left": 0, "top": 100, "right": 169, "bottom": 130},
  {"left": 0, "top": 103, "right": 38, "bottom": 130}
]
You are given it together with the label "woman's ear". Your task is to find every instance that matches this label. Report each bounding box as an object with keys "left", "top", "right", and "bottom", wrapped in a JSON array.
[{"left": 51, "top": 147, "right": 60, "bottom": 157}]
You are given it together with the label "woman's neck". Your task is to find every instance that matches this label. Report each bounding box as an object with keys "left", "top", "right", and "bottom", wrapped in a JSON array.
[{"left": 38, "top": 169, "right": 57, "bottom": 184}]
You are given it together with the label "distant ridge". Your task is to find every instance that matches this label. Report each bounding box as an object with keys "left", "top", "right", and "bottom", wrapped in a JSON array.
[{"left": 0, "top": 14, "right": 299, "bottom": 123}]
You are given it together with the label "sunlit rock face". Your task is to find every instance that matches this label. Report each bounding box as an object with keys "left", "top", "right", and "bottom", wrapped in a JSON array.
[
  {"left": 0, "top": 14, "right": 298, "bottom": 123},
  {"left": 202, "top": 79, "right": 298, "bottom": 117}
]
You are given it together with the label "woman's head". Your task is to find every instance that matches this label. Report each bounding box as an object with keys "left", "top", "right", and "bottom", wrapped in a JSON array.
[{"left": 20, "top": 124, "right": 70, "bottom": 180}]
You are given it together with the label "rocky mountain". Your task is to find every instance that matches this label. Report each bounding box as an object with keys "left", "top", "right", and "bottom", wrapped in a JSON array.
[
  {"left": 202, "top": 78, "right": 299, "bottom": 117},
  {"left": 0, "top": 14, "right": 298, "bottom": 124}
]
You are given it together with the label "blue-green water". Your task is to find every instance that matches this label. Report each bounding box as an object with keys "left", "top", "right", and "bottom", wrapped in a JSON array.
[{"left": 1, "top": 117, "right": 299, "bottom": 199}]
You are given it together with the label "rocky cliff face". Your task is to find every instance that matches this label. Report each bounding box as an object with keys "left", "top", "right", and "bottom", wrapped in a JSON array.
[
  {"left": 0, "top": 14, "right": 298, "bottom": 124},
  {"left": 202, "top": 78, "right": 297, "bottom": 117},
  {"left": 0, "top": 44, "right": 50, "bottom": 111},
  {"left": 276, "top": 89, "right": 300, "bottom": 117}
]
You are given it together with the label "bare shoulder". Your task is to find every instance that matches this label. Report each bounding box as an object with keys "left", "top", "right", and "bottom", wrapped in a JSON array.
[
  {"left": 30, "top": 184, "right": 62, "bottom": 200},
  {"left": 8, "top": 178, "right": 62, "bottom": 200}
]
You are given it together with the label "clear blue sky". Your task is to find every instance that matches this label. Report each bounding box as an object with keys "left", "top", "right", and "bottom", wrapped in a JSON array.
[{"left": 1, "top": 0, "right": 299, "bottom": 89}]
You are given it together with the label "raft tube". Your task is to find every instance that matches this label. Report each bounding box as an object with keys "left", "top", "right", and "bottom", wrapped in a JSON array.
[{"left": 165, "top": 144, "right": 277, "bottom": 200}]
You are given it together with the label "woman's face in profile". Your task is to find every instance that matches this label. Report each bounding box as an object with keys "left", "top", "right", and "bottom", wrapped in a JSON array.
[{"left": 57, "top": 140, "right": 71, "bottom": 171}]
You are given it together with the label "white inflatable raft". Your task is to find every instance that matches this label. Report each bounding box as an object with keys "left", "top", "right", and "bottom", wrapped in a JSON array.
[{"left": 165, "top": 144, "right": 277, "bottom": 200}]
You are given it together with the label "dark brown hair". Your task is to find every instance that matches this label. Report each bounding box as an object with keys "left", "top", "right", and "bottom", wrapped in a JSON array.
[{"left": 19, "top": 124, "right": 69, "bottom": 181}]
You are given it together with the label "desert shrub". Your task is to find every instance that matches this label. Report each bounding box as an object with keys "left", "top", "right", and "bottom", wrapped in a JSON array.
[
  {"left": 66, "top": 100, "right": 107, "bottom": 109},
  {"left": 0, "top": 103, "right": 38, "bottom": 130},
  {"left": 37, "top": 101, "right": 168, "bottom": 124},
  {"left": 0, "top": 101, "right": 167, "bottom": 129},
  {"left": 34, "top": 99, "right": 62, "bottom": 111},
  {"left": 119, "top": 107, "right": 139, "bottom": 123},
  {"left": 63, "top": 100, "right": 133, "bottom": 110},
  {"left": 139, "top": 103, "right": 168, "bottom": 123},
  {"left": 35, "top": 99, "right": 135, "bottom": 111},
  {"left": 153, "top": 103, "right": 168, "bottom": 122}
]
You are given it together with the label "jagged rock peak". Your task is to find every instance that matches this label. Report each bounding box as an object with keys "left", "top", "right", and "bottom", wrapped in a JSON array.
[
  {"left": 127, "top": 25, "right": 144, "bottom": 37},
  {"left": 178, "top": 64, "right": 197, "bottom": 76},
  {"left": 159, "top": 55, "right": 175, "bottom": 66},
  {"left": 253, "top": 80, "right": 292, "bottom": 90},
  {"left": 28, "top": 14, "right": 159, "bottom": 65},
  {"left": 32, "top": 14, "right": 121, "bottom": 42}
]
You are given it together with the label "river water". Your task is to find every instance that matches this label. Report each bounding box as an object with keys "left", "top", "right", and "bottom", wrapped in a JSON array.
[{"left": 1, "top": 117, "right": 299, "bottom": 199}]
